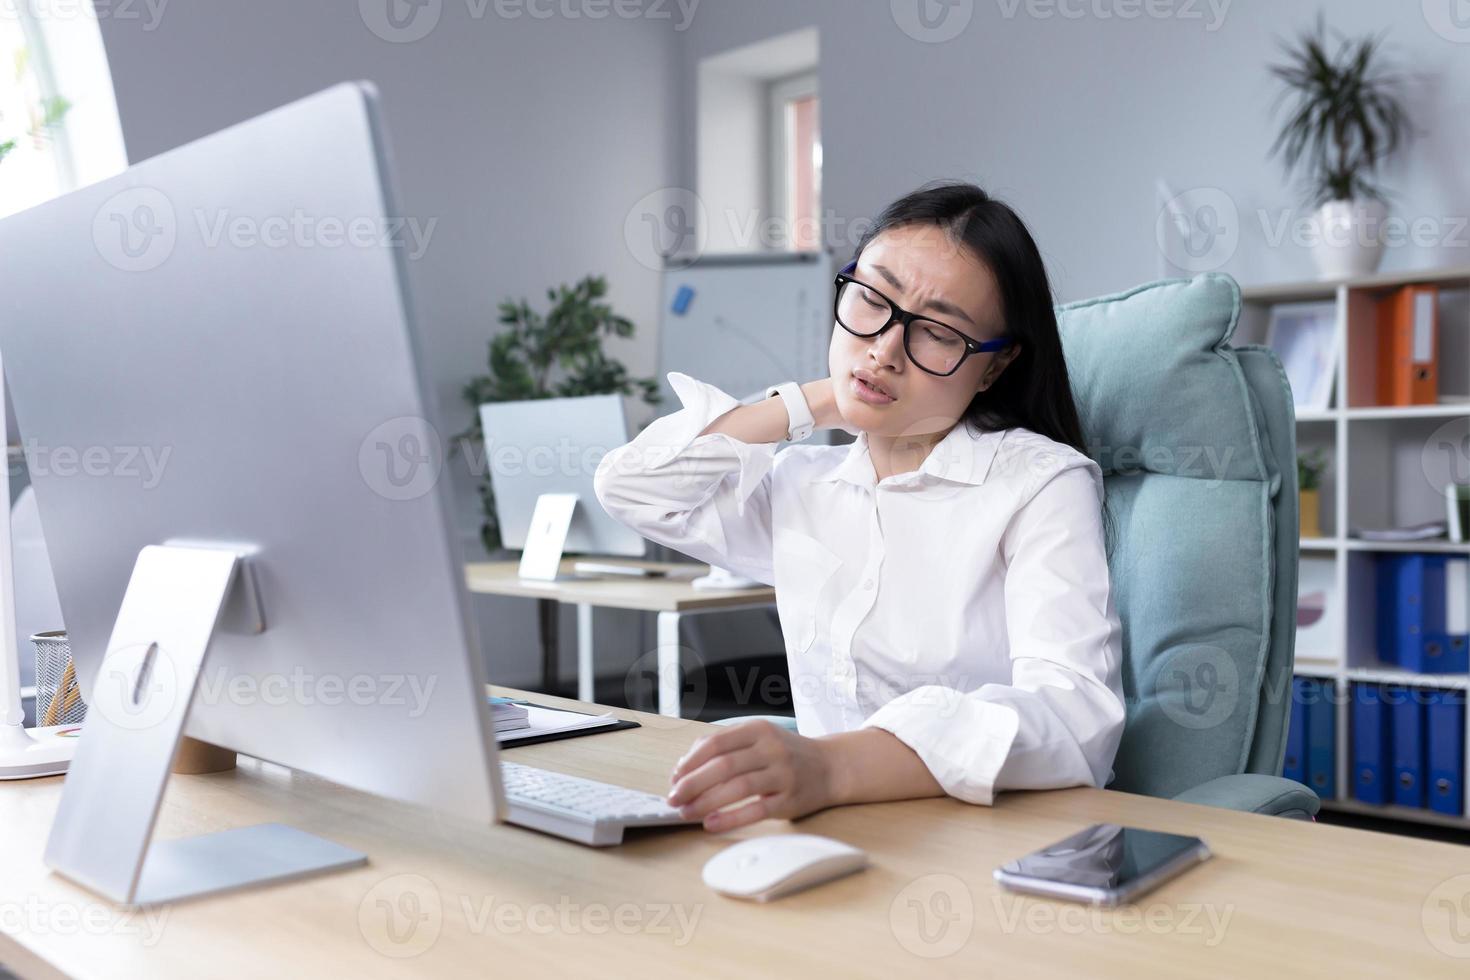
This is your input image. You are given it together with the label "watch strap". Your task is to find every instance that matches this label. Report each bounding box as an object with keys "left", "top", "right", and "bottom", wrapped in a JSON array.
[{"left": 765, "top": 381, "right": 815, "bottom": 442}]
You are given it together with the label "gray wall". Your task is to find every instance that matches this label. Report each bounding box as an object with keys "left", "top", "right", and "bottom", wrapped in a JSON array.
[
  {"left": 679, "top": 0, "right": 1470, "bottom": 302},
  {"left": 91, "top": 0, "right": 1470, "bottom": 695},
  {"left": 96, "top": 1, "right": 683, "bottom": 689}
]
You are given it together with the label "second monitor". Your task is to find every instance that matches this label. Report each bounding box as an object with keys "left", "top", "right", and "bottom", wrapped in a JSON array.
[{"left": 480, "top": 395, "right": 646, "bottom": 565}]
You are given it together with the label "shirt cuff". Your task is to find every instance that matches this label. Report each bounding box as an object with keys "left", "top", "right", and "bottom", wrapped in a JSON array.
[
  {"left": 637, "top": 372, "right": 779, "bottom": 516},
  {"left": 860, "top": 686, "right": 1021, "bottom": 805}
]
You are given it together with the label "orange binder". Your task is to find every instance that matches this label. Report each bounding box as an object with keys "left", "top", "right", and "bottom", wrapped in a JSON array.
[{"left": 1376, "top": 285, "right": 1439, "bottom": 406}]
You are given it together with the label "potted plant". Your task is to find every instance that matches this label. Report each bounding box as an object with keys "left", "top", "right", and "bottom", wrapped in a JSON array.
[
  {"left": 457, "top": 275, "right": 659, "bottom": 553},
  {"left": 1267, "top": 15, "right": 1414, "bottom": 280},
  {"left": 1298, "top": 448, "right": 1327, "bottom": 539},
  {"left": 0, "top": 93, "right": 70, "bottom": 169}
]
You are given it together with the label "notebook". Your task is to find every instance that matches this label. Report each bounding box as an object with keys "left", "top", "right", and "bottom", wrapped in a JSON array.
[
  {"left": 490, "top": 697, "right": 530, "bottom": 733},
  {"left": 488, "top": 697, "right": 638, "bottom": 747}
]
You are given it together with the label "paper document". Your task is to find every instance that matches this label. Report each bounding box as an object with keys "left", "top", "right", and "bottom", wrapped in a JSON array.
[{"left": 494, "top": 703, "right": 620, "bottom": 744}]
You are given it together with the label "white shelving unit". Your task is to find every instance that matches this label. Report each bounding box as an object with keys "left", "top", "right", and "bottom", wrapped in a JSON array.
[{"left": 1238, "top": 266, "right": 1470, "bottom": 830}]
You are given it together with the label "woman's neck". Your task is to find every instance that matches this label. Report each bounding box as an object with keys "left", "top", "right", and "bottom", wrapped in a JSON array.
[{"left": 866, "top": 426, "right": 952, "bottom": 483}]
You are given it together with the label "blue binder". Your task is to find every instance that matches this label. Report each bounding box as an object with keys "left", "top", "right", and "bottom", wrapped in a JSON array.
[
  {"left": 1375, "top": 554, "right": 1404, "bottom": 662},
  {"left": 1305, "top": 679, "right": 1336, "bottom": 800},
  {"left": 1377, "top": 554, "right": 1470, "bottom": 673},
  {"left": 1426, "top": 689, "right": 1466, "bottom": 817},
  {"left": 1350, "top": 683, "right": 1391, "bottom": 805},
  {"left": 1284, "top": 677, "right": 1309, "bottom": 784},
  {"left": 1389, "top": 686, "right": 1426, "bottom": 808}
]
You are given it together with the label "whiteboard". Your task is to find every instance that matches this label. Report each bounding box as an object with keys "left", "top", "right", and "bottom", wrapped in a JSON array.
[{"left": 657, "top": 252, "right": 834, "bottom": 406}]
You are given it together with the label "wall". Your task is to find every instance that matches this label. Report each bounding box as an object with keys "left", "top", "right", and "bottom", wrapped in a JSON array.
[
  {"left": 95, "top": 0, "right": 683, "bottom": 688},
  {"left": 88, "top": 0, "right": 1470, "bottom": 698},
  {"left": 679, "top": 0, "right": 1470, "bottom": 303}
]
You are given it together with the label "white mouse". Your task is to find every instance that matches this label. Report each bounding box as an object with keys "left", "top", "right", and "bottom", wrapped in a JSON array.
[{"left": 702, "top": 834, "right": 868, "bottom": 902}]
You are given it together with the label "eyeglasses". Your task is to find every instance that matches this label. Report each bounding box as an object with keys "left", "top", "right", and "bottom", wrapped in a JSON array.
[{"left": 833, "top": 261, "right": 1013, "bottom": 377}]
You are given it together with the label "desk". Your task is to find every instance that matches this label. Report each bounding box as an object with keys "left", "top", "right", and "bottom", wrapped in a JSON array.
[
  {"left": 465, "top": 560, "right": 776, "bottom": 716},
  {"left": 2, "top": 688, "right": 1468, "bottom": 977}
]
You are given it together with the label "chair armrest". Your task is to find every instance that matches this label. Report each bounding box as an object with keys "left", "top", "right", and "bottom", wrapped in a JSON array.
[{"left": 1171, "top": 774, "right": 1320, "bottom": 819}]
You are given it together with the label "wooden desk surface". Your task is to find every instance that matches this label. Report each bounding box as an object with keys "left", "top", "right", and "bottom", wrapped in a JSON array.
[
  {"left": 2, "top": 688, "right": 1468, "bottom": 978},
  {"left": 464, "top": 560, "right": 776, "bottom": 612}
]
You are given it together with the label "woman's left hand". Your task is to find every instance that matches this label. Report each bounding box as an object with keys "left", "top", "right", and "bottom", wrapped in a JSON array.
[{"left": 666, "top": 720, "right": 840, "bottom": 832}]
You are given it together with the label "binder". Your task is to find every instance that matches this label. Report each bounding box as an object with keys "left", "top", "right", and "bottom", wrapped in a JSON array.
[
  {"left": 1441, "top": 556, "right": 1470, "bottom": 671},
  {"left": 1375, "top": 284, "right": 1438, "bottom": 406},
  {"left": 1375, "top": 553, "right": 1404, "bottom": 662},
  {"left": 1426, "top": 689, "right": 1466, "bottom": 817},
  {"left": 1284, "top": 676, "right": 1309, "bottom": 784},
  {"left": 1305, "top": 679, "right": 1336, "bottom": 800},
  {"left": 1376, "top": 553, "right": 1470, "bottom": 673},
  {"left": 1350, "top": 683, "right": 1391, "bottom": 805},
  {"left": 1389, "top": 686, "right": 1426, "bottom": 808}
]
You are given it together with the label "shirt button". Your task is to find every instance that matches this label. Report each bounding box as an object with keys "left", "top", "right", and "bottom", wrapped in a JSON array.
[{"left": 862, "top": 579, "right": 874, "bottom": 590}]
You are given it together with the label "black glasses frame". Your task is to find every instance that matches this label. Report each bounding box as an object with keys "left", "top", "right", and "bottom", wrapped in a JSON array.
[{"left": 833, "top": 261, "right": 1013, "bottom": 377}]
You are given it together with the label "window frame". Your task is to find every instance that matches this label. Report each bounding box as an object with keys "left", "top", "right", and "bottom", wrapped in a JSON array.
[{"left": 765, "top": 70, "right": 819, "bottom": 251}]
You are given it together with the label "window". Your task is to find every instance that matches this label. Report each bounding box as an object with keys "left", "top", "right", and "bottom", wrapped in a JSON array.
[
  {"left": 768, "top": 72, "right": 820, "bottom": 251},
  {"left": 695, "top": 27, "right": 818, "bottom": 254},
  {"left": 0, "top": 3, "right": 126, "bottom": 219}
]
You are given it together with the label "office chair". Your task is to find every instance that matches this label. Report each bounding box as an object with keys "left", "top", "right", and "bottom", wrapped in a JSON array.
[{"left": 716, "top": 274, "right": 1317, "bottom": 820}]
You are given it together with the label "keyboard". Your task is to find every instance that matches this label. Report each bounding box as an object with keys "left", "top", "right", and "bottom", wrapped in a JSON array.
[{"left": 499, "top": 761, "right": 701, "bottom": 846}]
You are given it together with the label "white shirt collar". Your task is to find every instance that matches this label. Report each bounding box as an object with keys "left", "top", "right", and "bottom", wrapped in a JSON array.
[{"left": 814, "top": 423, "right": 1006, "bottom": 489}]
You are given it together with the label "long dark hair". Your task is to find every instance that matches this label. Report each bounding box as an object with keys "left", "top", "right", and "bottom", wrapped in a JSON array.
[{"left": 852, "top": 182, "right": 1088, "bottom": 457}]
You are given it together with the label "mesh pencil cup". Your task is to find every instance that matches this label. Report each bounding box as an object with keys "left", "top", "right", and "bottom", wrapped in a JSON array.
[{"left": 31, "top": 630, "right": 87, "bottom": 727}]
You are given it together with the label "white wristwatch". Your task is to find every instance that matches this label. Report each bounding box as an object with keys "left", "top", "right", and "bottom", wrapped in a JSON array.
[{"left": 765, "top": 381, "right": 815, "bottom": 442}]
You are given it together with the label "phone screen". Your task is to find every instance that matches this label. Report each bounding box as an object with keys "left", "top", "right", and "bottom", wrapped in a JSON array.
[{"left": 999, "top": 824, "right": 1206, "bottom": 891}]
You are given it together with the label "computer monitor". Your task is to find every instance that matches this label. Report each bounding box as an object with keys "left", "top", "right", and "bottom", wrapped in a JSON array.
[
  {"left": 0, "top": 82, "right": 503, "bottom": 901},
  {"left": 479, "top": 395, "right": 646, "bottom": 557}
]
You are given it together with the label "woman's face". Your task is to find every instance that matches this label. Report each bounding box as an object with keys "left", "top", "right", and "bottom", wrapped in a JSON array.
[{"left": 829, "top": 223, "right": 1019, "bottom": 440}]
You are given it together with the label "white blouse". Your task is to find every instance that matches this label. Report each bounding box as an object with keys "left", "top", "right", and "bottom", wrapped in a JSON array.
[{"left": 593, "top": 372, "right": 1126, "bottom": 805}]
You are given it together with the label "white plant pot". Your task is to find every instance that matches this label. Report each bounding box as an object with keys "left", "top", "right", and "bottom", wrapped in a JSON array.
[{"left": 1310, "top": 198, "right": 1388, "bottom": 280}]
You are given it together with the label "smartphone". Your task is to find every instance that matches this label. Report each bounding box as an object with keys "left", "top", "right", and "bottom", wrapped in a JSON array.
[{"left": 993, "top": 824, "right": 1211, "bottom": 906}]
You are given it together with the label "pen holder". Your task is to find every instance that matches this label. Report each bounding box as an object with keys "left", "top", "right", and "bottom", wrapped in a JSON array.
[{"left": 31, "top": 630, "right": 87, "bottom": 727}]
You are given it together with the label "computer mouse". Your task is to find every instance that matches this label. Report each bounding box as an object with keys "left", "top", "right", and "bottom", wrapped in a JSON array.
[{"left": 701, "top": 834, "right": 868, "bottom": 902}]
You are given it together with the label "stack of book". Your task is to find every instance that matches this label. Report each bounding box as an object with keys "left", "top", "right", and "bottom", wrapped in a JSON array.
[{"left": 490, "top": 697, "right": 531, "bottom": 734}]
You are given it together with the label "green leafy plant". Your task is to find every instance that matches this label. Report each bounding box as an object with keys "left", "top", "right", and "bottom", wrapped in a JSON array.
[
  {"left": 0, "top": 94, "right": 70, "bottom": 169},
  {"left": 1267, "top": 15, "right": 1413, "bottom": 207},
  {"left": 2, "top": 44, "right": 73, "bottom": 168},
  {"left": 458, "top": 275, "right": 660, "bottom": 552},
  {"left": 1297, "top": 448, "right": 1327, "bottom": 492}
]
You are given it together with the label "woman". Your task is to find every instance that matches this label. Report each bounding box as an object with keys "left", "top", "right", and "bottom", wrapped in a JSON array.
[{"left": 593, "top": 182, "right": 1124, "bottom": 833}]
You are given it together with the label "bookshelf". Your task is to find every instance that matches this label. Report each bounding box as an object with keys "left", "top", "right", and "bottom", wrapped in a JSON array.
[{"left": 1238, "top": 266, "right": 1470, "bottom": 829}]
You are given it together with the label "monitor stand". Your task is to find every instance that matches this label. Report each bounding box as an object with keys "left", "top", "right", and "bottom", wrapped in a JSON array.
[
  {"left": 43, "top": 543, "right": 366, "bottom": 907},
  {"left": 0, "top": 355, "right": 77, "bottom": 778},
  {"left": 517, "top": 492, "right": 582, "bottom": 581}
]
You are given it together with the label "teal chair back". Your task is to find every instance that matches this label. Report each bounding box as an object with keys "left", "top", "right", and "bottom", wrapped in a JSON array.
[{"left": 1057, "top": 274, "right": 1299, "bottom": 798}]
